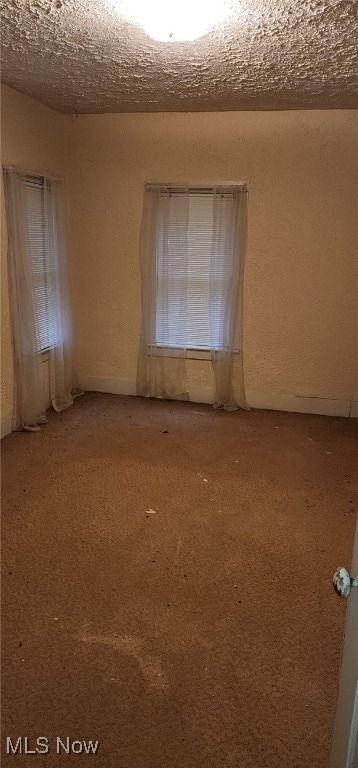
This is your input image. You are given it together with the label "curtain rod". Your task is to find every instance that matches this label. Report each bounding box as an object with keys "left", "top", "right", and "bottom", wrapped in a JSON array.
[
  {"left": 2, "top": 165, "right": 64, "bottom": 183},
  {"left": 146, "top": 180, "right": 247, "bottom": 187},
  {"left": 145, "top": 182, "right": 248, "bottom": 193}
]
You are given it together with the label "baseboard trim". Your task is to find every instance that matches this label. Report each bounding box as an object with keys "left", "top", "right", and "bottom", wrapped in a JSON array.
[
  {"left": 78, "top": 376, "right": 137, "bottom": 397},
  {"left": 1, "top": 413, "right": 12, "bottom": 439},
  {"left": 78, "top": 375, "right": 357, "bottom": 418},
  {"left": 1, "top": 379, "right": 355, "bottom": 437},
  {"left": 1, "top": 390, "right": 51, "bottom": 440},
  {"left": 248, "top": 391, "right": 352, "bottom": 418}
]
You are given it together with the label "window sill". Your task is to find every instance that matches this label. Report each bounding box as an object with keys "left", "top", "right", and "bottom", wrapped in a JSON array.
[
  {"left": 187, "top": 348, "right": 211, "bottom": 361},
  {"left": 152, "top": 345, "right": 239, "bottom": 361},
  {"left": 38, "top": 347, "right": 52, "bottom": 362}
]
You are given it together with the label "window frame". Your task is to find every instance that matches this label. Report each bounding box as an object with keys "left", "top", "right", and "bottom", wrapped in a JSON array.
[
  {"left": 153, "top": 185, "right": 241, "bottom": 358},
  {"left": 23, "top": 175, "right": 57, "bottom": 356}
]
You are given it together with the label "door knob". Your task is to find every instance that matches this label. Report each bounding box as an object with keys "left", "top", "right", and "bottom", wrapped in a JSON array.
[{"left": 333, "top": 567, "right": 358, "bottom": 598}]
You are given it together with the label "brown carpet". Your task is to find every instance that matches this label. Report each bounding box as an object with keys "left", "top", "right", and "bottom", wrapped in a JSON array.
[{"left": 1, "top": 393, "right": 357, "bottom": 768}]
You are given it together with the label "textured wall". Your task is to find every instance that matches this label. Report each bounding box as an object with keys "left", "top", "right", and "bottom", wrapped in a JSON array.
[
  {"left": 65, "top": 110, "right": 358, "bottom": 404},
  {"left": 1, "top": 86, "right": 357, "bottom": 428},
  {"left": 0, "top": 84, "right": 66, "bottom": 431}
]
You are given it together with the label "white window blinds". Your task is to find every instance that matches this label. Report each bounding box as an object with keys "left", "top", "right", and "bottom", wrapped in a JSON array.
[
  {"left": 24, "top": 179, "right": 56, "bottom": 352},
  {"left": 156, "top": 191, "right": 233, "bottom": 350}
]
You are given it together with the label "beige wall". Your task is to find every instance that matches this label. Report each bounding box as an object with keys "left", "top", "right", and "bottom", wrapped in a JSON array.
[
  {"left": 1, "top": 84, "right": 66, "bottom": 434},
  {"left": 1, "top": 86, "right": 357, "bottom": 428},
  {"left": 65, "top": 110, "right": 358, "bottom": 410}
]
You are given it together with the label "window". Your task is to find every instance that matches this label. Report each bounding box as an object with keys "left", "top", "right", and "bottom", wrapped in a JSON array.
[
  {"left": 24, "top": 178, "right": 57, "bottom": 352},
  {"left": 138, "top": 182, "right": 247, "bottom": 407},
  {"left": 155, "top": 189, "right": 234, "bottom": 351},
  {"left": 4, "top": 165, "right": 77, "bottom": 430}
]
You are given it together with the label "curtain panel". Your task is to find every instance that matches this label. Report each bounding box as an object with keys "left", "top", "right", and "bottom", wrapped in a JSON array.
[
  {"left": 137, "top": 184, "right": 248, "bottom": 411},
  {"left": 3, "top": 166, "right": 80, "bottom": 432},
  {"left": 137, "top": 187, "right": 190, "bottom": 400}
]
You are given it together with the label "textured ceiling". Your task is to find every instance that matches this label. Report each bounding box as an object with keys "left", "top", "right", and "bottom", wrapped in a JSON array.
[{"left": 1, "top": 0, "right": 357, "bottom": 113}]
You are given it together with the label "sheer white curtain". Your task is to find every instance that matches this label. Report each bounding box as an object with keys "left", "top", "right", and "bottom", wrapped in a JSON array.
[
  {"left": 3, "top": 166, "right": 80, "bottom": 432},
  {"left": 137, "top": 186, "right": 190, "bottom": 400},
  {"left": 210, "top": 187, "right": 248, "bottom": 411},
  {"left": 137, "top": 183, "right": 248, "bottom": 410}
]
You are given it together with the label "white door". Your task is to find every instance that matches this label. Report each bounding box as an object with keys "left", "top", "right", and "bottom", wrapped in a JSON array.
[{"left": 331, "top": 518, "right": 358, "bottom": 768}]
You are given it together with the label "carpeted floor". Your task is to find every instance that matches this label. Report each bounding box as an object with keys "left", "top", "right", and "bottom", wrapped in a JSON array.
[{"left": 1, "top": 393, "right": 357, "bottom": 768}]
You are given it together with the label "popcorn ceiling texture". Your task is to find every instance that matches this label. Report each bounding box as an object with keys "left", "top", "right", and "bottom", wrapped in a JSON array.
[{"left": 1, "top": 0, "right": 358, "bottom": 113}]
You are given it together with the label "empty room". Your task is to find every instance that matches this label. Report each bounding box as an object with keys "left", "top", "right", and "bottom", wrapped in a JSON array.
[{"left": 1, "top": 1, "right": 357, "bottom": 766}]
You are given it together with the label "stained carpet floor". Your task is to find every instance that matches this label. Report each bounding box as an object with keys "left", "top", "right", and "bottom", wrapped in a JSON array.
[{"left": 1, "top": 393, "right": 357, "bottom": 768}]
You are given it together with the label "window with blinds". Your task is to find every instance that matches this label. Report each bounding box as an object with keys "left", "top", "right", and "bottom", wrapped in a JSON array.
[
  {"left": 156, "top": 190, "right": 232, "bottom": 350},
  {"left": 23, "top": 178, "right": 57, "bottom": 352}
]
